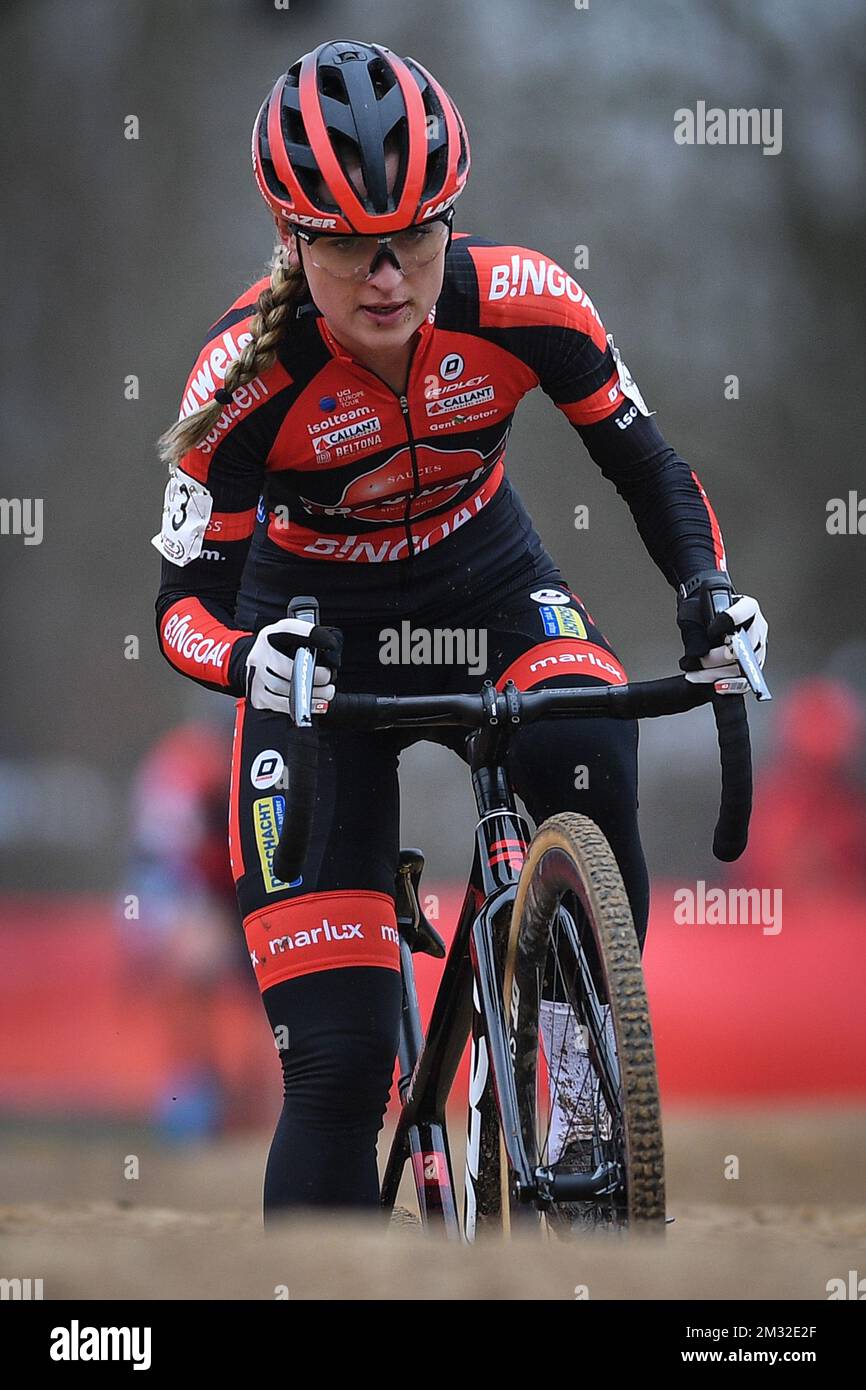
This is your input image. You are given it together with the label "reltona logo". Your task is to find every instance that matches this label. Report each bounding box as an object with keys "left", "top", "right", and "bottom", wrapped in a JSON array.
[
  {"left": 197, "top": 377, "right": 269, "bottom": 454},
  {"left": 426, "top": 386, "right": 495, "bottom": 417},
  {"left": 179, "top": 329, "right": 254, "bottom": 419},
  {"left": 487, "top": 257, "right": 602, "bottom": 323},
  {"left": 49, "top": 1320, "right": 151, "bottom": 1370},
  {"left": 267, "top": 919, "right": 400, "bottom": 955},
  {"left": 163, "top": 612, "right": 231, "bottom": 670},
  {"left": 312, "top": 416, "right": 382, "bottom": 453}
]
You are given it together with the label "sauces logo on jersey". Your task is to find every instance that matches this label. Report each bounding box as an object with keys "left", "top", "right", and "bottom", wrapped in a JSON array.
[{"left": 297, "top": 443, "right": 498, "bottom": 523}]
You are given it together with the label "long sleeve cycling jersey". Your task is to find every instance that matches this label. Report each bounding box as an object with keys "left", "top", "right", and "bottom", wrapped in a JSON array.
[{"left": 153, "top": 232, "right": 728, "bottom": 697}]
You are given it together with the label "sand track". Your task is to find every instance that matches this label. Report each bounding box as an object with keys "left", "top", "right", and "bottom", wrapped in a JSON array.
[{"left": 1, "top": 1109, "right": 863, "bottom": 1300}]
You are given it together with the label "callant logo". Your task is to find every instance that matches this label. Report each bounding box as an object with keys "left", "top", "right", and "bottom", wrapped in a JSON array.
[
  {"left": 312, "top": 416, "right": 382, "bottom": 454},
  {"left": 426, "top": 386, "right": 495, "bottom": 417}
]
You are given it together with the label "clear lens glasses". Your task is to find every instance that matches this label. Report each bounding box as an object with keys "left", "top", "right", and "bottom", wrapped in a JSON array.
[{"left": 297, "top": 216, "right": 451, "bottom": 281}]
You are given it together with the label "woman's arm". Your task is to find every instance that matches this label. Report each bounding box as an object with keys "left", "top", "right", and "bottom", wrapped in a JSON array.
[{"left": 153, "top": 295, "right": 286, "bottom": 696}]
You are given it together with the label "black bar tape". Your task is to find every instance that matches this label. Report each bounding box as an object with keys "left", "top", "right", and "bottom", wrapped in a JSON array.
[
  {"left": 606, "top": 676, "right": 714, "bottom": 719},
  {"left": 272, "top": 723, "right": 320, "bottom": 885},
  {"left": 710, "top": 693, "right": 752, "bottom": 862}
]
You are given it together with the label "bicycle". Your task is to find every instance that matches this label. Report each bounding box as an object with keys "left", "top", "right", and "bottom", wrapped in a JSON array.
[{"left": 270, "top": 584, "right": 767, "bottom": 1238}]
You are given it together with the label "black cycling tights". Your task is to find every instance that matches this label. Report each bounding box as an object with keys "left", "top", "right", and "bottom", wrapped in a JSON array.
[{"left": 261, "top": 965, "right": 403, "bottom": 1222}]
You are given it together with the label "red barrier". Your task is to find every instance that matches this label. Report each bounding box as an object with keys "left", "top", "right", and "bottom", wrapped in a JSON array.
[{"left": 0, "top": 886, "right": 864, "bottom": 1117}]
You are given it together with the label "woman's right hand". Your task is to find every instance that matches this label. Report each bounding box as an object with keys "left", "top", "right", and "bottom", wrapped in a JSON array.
[{"left": 245, "top": 617, "right": 339, "bottom": 715}]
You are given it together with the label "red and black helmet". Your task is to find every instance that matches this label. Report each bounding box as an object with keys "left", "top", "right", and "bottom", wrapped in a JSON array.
[{"left": 251, "top": 39, "right": 471, "bottom": 238}]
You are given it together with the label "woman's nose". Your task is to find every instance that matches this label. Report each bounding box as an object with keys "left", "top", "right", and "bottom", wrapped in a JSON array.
[{"left": 364, "top": 249, "right": 406, "bottom": 286}]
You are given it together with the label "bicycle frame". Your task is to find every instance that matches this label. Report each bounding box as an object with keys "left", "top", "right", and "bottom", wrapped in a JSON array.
[{"left": 379, "top": 741, "right": 541, "bottom": 1240}]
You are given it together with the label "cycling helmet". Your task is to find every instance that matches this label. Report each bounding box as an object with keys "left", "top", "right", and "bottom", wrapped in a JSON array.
[{"left": 251, "top": 39, "right": 471, "bottom": 238}]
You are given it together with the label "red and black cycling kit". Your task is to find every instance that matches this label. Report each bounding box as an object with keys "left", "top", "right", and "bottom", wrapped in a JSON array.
[
  {"left": 154, "top": 235, "right": 729, "bottom": 1213},
  {"left": 154, "top": 232, "right": 726, "bottom": 698}
]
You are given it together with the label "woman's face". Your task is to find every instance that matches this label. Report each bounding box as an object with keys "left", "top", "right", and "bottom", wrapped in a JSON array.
[{"left": 287, "top": 147, "right": 447, "bottom": 364}]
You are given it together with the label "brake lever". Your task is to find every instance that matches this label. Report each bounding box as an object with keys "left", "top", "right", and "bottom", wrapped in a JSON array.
[
  {"left": 286, "top": 594, "right": 320, "bottom": 727},
  {"left": 702, "top": 577, "right": 772, "bottom": 702}
]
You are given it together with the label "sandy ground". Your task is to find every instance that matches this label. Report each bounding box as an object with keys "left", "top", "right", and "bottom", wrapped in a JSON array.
[{"left": 1, "top": 1108, "right": 864, "bottom": 1300}]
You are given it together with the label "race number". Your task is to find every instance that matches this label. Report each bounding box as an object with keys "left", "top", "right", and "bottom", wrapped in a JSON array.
[
  {"left": 151, "top": 468, "right": 214, "bottom": 565},
  {"left": 607, "top": 335, "right": 653, "bottom": 417}
]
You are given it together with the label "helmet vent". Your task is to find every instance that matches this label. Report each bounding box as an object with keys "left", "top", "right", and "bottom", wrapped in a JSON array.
[
  {"left": 368, "top": 56, "right": 397, "bottom": 100},
  {"left": 319, "top": 65, "right": 350, "bottom": 105}
]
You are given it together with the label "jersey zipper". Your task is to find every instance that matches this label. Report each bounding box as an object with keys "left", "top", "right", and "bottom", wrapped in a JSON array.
[
  {"left": 318, "top": 315, "right": 427, "bottom": 570},
  {"left": 398, "top": 392, "right": 420, "bottom": 566}
]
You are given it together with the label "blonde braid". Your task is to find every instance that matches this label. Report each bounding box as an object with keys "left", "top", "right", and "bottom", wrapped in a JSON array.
[{"left": 157, "top": 244, "right": 307, "bottom": 470}]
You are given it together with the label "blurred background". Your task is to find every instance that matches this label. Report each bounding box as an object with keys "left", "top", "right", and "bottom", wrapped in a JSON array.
[{"left": 0, "top": 0, "right": 864, "bottom": 1268}]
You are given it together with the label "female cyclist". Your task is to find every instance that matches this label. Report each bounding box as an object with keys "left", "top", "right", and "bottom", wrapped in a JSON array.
[{"left": 152, "top": 39, "right": 768, "bottom": 1222}]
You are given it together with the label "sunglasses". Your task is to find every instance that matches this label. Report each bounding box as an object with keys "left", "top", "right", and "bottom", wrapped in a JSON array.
[{"left": 289, "top": 210, "right": 454, "bottom": 281}]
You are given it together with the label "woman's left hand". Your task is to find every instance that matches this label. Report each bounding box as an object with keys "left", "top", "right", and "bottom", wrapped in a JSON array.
[{"left": 683, "top": 594, "right": 769, "bottom": 685}]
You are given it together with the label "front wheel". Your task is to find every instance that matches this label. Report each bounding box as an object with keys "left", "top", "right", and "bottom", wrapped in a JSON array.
[{"left": 499, "top": 812, "right": 665, "bottom": 1233}]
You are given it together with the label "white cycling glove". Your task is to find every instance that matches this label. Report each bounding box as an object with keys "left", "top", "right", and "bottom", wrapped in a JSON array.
[
  {"left": 683, "top": 594, "right": 769, "bottom": 686},
  {"left": 244, "top": 617, "right": 337, "bottom": 715}
]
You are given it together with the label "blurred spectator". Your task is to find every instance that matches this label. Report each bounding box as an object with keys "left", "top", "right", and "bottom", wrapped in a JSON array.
[
  {"left": 120, "top": 722, "right": 263, "bottom": 1139},
  {"left": 734, "top": 679, "right": 866, "bottom": 894}
]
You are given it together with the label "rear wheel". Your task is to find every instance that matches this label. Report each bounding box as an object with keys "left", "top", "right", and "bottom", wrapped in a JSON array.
[{"left": 498, "top": 812, "right": 665, "bottom": 1233}]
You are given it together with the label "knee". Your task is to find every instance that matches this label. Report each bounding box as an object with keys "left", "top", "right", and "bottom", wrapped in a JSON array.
[
  {"left": 510, "top": 716, "right": 639, "bottom": 821},
  {"left": 264, "top": 966, "right": 402, "bottom": 1128}
]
